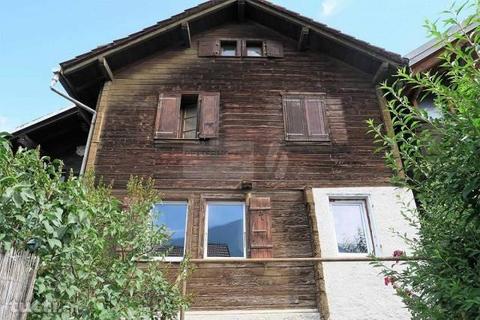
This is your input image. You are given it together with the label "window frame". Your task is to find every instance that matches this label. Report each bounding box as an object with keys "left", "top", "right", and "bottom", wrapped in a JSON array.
[
  {"left": 244, "top": 40, "right": 265, "bottom": 57},
  {"left": 151, "top": 200, "right": 189, "bottom": 262},
  {"left": 219, "top": 39, "right": 240, "bottom": 57},
  {"left": 329, "top": 197, "right": 378, "bottom": 257},
  {"left": 203, "top": 201, "right": 247, "bottom": 260}
]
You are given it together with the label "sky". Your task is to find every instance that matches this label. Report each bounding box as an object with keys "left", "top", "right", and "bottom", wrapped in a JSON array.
[{"left": 0, "top": 0, "right": 466, "bottom": 132}]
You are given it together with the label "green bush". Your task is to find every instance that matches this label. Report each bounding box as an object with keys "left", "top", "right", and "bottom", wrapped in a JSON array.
[
  {"left": 368, "top": 2, "right": 480, "bottom": 319},
  {"left": 0, "top": 133, "right": 189, "bottom": 319}
]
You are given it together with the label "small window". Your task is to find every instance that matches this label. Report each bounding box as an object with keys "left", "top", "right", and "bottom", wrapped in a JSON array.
[
  {"left": 330, "top": 200, "right": 374, "bottom": 254},
  {"left": 246, "top": 41, "right": 263, "bottom": 57},
  {"left": 205, "top": 202, "right": 246, "bottom": 258},
  {"left": 418, "top": 95, "right": 442, "bottom": 119},
  {"left": 220, "top": 41, "right": 237, "bottom": 57},
  {"left": 180, "top": 94, "right": 199, "bottom": 139},
  {"left": 153, "top": 202, "right": 188, "bottom": 260}
]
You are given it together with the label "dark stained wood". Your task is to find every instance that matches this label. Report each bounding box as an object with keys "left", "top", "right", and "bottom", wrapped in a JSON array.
[
  {"left": 154, "top": 94, "right": 181, "bottom": 138},
  {"left": 237, "top": 0, "right": 245, "bottom": 22},
  {"left": 297, "top": 26, "right": 309, "bottom": 51},
  {"left": 198, "top": 92, "right": 220, "bottom": 138},
  {"left": 181, "top": 22, "right": 191, "bottom": 48},
  {"left": 91, "top": 22, "right": 393, "bottom": 311},
  {"left": 248, "top": 196, "right": 273, "bottom": 258},
  {"left": 99, "top": 57, "right": 114, "bottom": 81}
]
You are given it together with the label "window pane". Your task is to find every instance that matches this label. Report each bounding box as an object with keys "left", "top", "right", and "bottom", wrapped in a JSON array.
[
  {"left": 180, "top": 95, "right": 198, "bottom": 139},
  {"left": 418, "top": 96, "right": 442, "bottom": 119},
  {"left": 246, "top": 42, "right": 263, "bottom": 57},
  {"left": 207, "top": 203, "right": 244, "bottom": 257},
  {"left": 221, "top": 41, "right": 237, "bottom": 56},
  {"left": 153, "top": 202, "right": 188, "bottom": 257},
  {"left": 331, "top": 201, "right": 370, "bottom": 254}
]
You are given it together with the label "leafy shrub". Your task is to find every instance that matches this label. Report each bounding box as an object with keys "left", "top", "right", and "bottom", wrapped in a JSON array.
[
  {"left": 368, "top": 2, "right": 480, "bottom": 319},
  {"left": 0, "top": 133, "right": 190, "bottom": 319}
]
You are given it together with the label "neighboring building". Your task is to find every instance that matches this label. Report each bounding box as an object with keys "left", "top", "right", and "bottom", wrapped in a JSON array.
[
  {"left": 18, "top": 1, "right": 419, "bottom": 319},
  {"left": 10, "top": 105, "right": 89, "bottom": 175}
]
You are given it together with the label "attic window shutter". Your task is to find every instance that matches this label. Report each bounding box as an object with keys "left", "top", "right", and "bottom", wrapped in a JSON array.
[
  {"left": 249, "top": 196, "right": 273, "bottom": 258},
  {"left": 265, "top": 40, "right": 284, "bottom": 58},
  {"left": 198, "top": 92, "right": 220, "bottom": 139},
  {"left": 305, "top": 98, "right": 329, "bottom": 141},
  {"left": 155, "top": 94, "right": 181, "bottom": 138},
  {"left": 198, "top": 39, "right": 220, "bottom": 57},
  {"left": 283, "top": 96, "right": 307, "bottom": 141}
]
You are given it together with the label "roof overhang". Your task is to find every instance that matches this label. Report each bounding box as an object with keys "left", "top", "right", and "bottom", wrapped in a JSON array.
[{"left": 59, "top": 0, "right": 407, "bottom": 106}]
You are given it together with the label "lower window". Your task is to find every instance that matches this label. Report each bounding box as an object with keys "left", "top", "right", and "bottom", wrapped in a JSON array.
[
  {"left": 330, "top": 199, "right": 374, "bottom": 254},
  {"left": 153, "top": 202, "right": 188, "bottom": 260},
  {"left": 205, "top": 202, "right": 246, "bottom": 258}
]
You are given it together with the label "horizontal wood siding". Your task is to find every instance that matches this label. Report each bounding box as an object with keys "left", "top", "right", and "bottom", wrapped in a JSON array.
[{"left": 95, "top": 22, "right": 391, "bottom": 310}]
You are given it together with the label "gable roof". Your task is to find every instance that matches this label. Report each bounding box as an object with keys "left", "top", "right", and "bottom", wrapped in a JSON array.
[{"left": 59, "top": 0, "right": 407, "bottom": 107}]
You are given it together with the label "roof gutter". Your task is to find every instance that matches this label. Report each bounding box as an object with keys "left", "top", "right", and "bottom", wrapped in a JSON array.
[{"left": 50, "top": 71, "right": 97, "bottom": 175}]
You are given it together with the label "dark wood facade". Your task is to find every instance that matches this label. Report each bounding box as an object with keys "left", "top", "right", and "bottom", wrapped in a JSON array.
[{"left": 87, "top": 21, "right": 394, "bottom": 311}]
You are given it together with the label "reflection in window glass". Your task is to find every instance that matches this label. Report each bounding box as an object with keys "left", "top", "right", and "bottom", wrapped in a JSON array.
[
  {"left": 330, "top": 200, "right": 372, "bottom": 254},
  {"left": 221, "top": 41, "right": 237, "bottom": 56},
  {"left": 418, "top": 96, "right": 443, "bottom": 119},
  {"left": 153, "top": 202, "right": 188, "bottom": 258},
  {"left": 206, "top": 202, "right": 245, "bottom": 258},
  {"left": 246, "top": 41, "right": 263, "bottom": 57}
]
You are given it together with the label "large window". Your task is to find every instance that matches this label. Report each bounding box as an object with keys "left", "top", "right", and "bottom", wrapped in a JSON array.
[
  {"left": 205, "top": 202, "right": 246, "bottom": 258},
  {"left": 330, "top": 200, "right": 374, "bottom": 254},
  {"left": 153, "top": 202, "right": 188, "bottom": 260}
]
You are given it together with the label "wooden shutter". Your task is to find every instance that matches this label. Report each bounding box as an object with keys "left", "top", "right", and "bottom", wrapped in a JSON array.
[
  {"left": 155, "top": 94, "right": 181, "bottom": 138},
  {"left": 249, "top": 196, "right": 273, "bottom": 258},
  {"left": 305, "top": 98, "right": 329, "bottom": 141},
  {"left": 283, "top": 96, "right": 307, "bottom": 141},
  {"left": 198, "top": 92, "right": 220, "bottom": 139},
  {"left": 198, "top": 39, "right": 220, "bottom": 57},
  {"left": 265, "top": 40, "right": 284, "bottom": 58}
]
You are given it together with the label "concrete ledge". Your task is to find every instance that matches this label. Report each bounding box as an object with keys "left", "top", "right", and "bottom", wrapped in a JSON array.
[{"left": 185, "top": 309, "right": 321, "bottom": 320}]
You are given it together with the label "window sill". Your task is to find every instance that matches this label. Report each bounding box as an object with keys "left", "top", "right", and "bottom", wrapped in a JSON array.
[
  {"left": 154, "top": 137, "right": 205, "bottom": 144},
  {"left": 285, "top": 139, "right": 331, "bottom": 146}
]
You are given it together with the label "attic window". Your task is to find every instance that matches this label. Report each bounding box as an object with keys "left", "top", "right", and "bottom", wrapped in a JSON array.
[
  {"left": 180, "top": 94, "right": 199, "bottom": 139},
  {"left": 220, "top": 41, "right": 238, "bottom": 57},
  {"left": 245, "top": 41, "right": 263, "bottom": 57}
]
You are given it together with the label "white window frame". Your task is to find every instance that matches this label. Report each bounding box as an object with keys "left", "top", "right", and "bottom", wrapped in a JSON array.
[
  {"left": 152, "top": 201, "right": 189, "bottom": 262},
  {"left": 329, "top": 196, "right": 379, "bottom": 257},
  {"left": 204, "top": 201, "right": 247, "bottom": 260}
]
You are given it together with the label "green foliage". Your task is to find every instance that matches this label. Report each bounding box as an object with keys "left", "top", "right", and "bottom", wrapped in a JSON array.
[
  {"left": 0, "top": 132, "right": 190, "bottom": 319},
  {"left": 368, "top": 2, "right": 480, "bottom": 319}
]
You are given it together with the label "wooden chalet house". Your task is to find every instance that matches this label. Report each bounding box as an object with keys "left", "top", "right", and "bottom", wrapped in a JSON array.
[{"left": 16, "top": 0, "right": 420, "bottom": 319}]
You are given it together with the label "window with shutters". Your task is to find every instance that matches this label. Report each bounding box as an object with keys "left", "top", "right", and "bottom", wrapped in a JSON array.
[
  {"left": 154, "top": 92, "right": 220, "bottom": 141},
  {"left": 152, "top": 201, "right": 188, "bottom": 261},
  {"left": 204, "top": 202, "right": 246, "bottom": 258},
  {"left": 283, "top": 94, "right": 329, "bottom": 142},
  {"left": 198, "top": 39, "right": 283, "bottom": 58}
]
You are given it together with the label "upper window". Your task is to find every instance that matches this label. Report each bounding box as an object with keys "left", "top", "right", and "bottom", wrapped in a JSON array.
[
  {"left": 205, "top": 202, "right": 246, "bottom": 258},
  {"left": 245, "top": 41, "right": 263, "bottom": 57},
  {"left": 283, "top": 95, "right": 329, "bottom": 142},
  {"left": 330, "top": 199, "right": 374, "bottom": 254},
  {"left": 154, "top": 92, "right": 220, "bottom": 140},
  {"left": 180, "top": 94, "right": 199, "bottom": 139},
  {"left": 220, "top": 40, "right": 237, "bottom": 57},
  {"left": 198, "top": 39, "right": 283, "bottom": 58},
  {"left": 153, "top": 202, "right": 188, "bottom": 260}
]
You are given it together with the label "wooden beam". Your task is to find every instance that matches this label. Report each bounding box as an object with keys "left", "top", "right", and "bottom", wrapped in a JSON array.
[
  {"left": 181, "top": 22, "right": 191, "bottom": 48},
  {"left": 372, "top": 61, "right": 389, "bottom": 84},
  {"left": 99, "top": 57, "right": 114, "bottom": 81},
  {"left": 297, "top": 26, "right": 309, "bottom": 51},
  {"left": 237, "top": 0, "right": 245, "bottom": 22}
]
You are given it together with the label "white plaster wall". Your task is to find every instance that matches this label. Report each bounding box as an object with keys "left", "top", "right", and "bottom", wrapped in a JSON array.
[
  {"left": 185, "top": 309, "right": 320, "bottom": 320},
  {"left": 312, "top": 186, "right": 416, "bottom": 320}
]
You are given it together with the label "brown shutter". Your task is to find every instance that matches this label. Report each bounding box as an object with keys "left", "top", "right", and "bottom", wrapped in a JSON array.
[
  {"left": 198, "top": 92, "right": 220, "bottom": 139},
  {"left": 283, "top": 96, "right": 308, "bottom": 141},
  {"left": 249, "top": 196, "right": 273, "bottom": 258},
  {"left": 265, "top": 40, "right": 284, "bottom": 58},
  {"left": 198, "top": 39, "right": 220, "bottom": 57},
  {"left": 305, "top": 98, "right": 329, "bottom": 141},
  {"left": 155, "top": 94, "right": 181, "bottom": 138}
]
